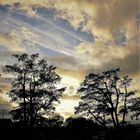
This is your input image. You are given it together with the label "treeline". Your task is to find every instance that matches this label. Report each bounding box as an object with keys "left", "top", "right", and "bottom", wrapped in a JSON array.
[
  {"left": 2, "top": 53, "right": 140, "bottom": 129},
  {"left": 0, "top": 117, "right": 139, "bottom": 140}
]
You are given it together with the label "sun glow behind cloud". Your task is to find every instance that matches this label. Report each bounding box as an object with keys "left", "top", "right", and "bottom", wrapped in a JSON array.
[{"left": 56, "top": 99, "right": 80, "bottom": 118}]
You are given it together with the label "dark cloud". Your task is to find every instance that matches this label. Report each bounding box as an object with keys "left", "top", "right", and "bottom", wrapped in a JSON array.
[
  {"left": 48, "top": 55, "right": 80, "bottom": 70},
  {"left": 84, "top": 45, "right": 139, "bottom": 77},
  {"left": 113, "top": 30, "right": 127, "bottom": 46}
]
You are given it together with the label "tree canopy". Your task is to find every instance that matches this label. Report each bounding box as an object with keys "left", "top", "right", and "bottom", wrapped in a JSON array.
[
  {"left": 4, "top": 53, "right": 65, "bottom": 127},
  {"left": 75, "top": 68, "right": 139, "bottom": 127}
]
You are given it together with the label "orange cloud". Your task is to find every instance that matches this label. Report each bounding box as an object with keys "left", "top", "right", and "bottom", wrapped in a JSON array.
[
  {"left": 0, "top": 32, "right": 25, "bottom": 52},
  {"left": 56, "top": 68, "right": 85, "bottom": 81},
  {"left": 0, "top": 73, "right": 11, "bottom": 106}
]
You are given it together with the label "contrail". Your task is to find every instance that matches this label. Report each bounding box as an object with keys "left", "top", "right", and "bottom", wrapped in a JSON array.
[
  {"left": 0, "top": 11, "right": 67, "bottom": 45},
  {"left": 0, "top": 12, "right": 77, "bottom": 57},
  {"left": 40, "top": 16, "right": 90, "bottom": 44},
  {"left": 34, "top": 40, "right": 75, "bottom": 56},
  {"left": 10, "top": 10, "right": 92, "bottom": 44},
  {"left": 0, "top": 11, "right": 90, "bottom": 62}
]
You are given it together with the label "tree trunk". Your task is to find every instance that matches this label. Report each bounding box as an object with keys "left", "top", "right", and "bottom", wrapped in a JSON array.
[
  {"left": 30, "top": 82, "right": 34, "bottom": 127},
  {"left": 111, "top": 111, "right": 117, "bottom": 127},
  {"left": 23, "top": 83, "right": 27, "bottom": 127},
  {"left": 122, "top": 86, "right": 127, "bottom": 126},
  {"left": 114, "top": 88, "right": 120, "bottom": 126},
  {"left": 22, "top": 72, "right": 27, "bottom": 127},
  {"left": 104, "top": 82, "right": 118, "bottom": 127},
  {"left": 30, "top": 99, "right": 33, "bottom": 127}
]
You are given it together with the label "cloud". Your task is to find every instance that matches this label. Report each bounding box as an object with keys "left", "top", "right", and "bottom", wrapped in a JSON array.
[
  {"left": 0, "top": 1, "right": 138, "bottom": 76},
  {"left": 45, "top": 0, "right": 139, "bottom": 47},
  {"left": 0, "top": 23, "right": 38, "bottom": 53},
  {"left": 4, "top": 0, "right": 139, "bottom": 56},
  {"left": 90, "top": 0, "right": 138, "bottom": 32},
  {"left": 0, "top": 5, "right": 91, "bottom": 56},
  {"left": 0, "top": 73, "right": 11, "bottom": 106},
  {"left": 0, "top": 0, "right": 50, "bottom": 6},
  {"left": 0, "top": 95, "right": 9, "bottom": 106},
  {"left": 1, "top": 0, "right": 138, "bottom": 33},
  {"left": 57, "top": 68, "right": 85, "bottom": 83},
  {"left": 60, "top": 86, "right": 80, "bottom": 100},
  {"left": 61, "top": 94, "right": 79, "bottom": 100},
  {"left": 75, "top": 41, "right": 139, "bottom": 75},
  {"left": 0, "top": 32, "right": 25, "bottom": 52},
  {"left": 56, "top": 98, "right": 79, "bottom": 118},
  {"left": 26, "top": 0, "right": 136, "bottom": 39},
  {"left": 73, "top": 40, "right": 139, "bottom": 97}
]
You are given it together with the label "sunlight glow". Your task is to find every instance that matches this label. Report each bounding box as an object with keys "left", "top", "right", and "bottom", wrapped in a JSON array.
[{"left": 56, "top": 99, "right": 79, "bottom": 118}]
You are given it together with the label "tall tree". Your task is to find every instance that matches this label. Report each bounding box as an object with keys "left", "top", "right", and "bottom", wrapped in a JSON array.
[
  {"left": 75, "top": 68, "right": 138, "bottom": 127},
  {"left": 4, "top": 53, "right": 65, "bottom": 127}
]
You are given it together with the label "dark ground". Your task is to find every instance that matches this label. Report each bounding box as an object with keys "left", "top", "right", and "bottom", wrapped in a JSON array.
[
  {"left": 0, "top": 119, "right": 140, "bottom": 140},
  {"left": 0, "top": 126, "right": 140, "bottom": 140}
]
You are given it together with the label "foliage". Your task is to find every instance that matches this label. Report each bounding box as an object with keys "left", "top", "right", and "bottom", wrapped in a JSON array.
[
  {"left": 75, "top": 68, "right": 138, "bottom": 127},
  {"left": 128, "top": 97, "right": 140, "bottom": 120},
  {"left": 65, "top": 117, "right": 98, "bottom": 129},
  {"left": 4, "top": 53, "right": 65, "bottom": 127}
]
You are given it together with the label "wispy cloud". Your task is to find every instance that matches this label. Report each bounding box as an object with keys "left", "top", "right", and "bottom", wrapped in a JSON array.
[{"left": 0, "top": 5, "right": 94, "bottom": 57}]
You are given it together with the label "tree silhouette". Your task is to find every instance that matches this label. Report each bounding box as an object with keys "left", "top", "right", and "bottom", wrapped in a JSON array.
[
  {"left": 4, "top": 53, "right": 65, "bottom": 127},
  {"left": 65, "top": 117, "right": 102, "bottom": 140},
  {"left": 75, "top": 68, "right": 138, "bottom": 127},
  {"left": 65, "top": 117, "right": 97, "bottom": 129},
  {"left": 128, "top": 97, "right": 140, "bottom": 120},
  {"left": 45, "top": 115, "right": 64, "bottom": 128}
]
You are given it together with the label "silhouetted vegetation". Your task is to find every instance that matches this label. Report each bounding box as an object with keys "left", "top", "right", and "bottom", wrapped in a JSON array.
[
  {"left": 75, "top": 68, "right": 140, "bottom": 128},
  {"left": 0, "top": 117, "right": 139, "bottom": 140},
  {"left": 0, "top": 54, "right": 140, "bottom": 140},
  {"left": 3, "top": 53, "right": 65, "bottom": 127}
]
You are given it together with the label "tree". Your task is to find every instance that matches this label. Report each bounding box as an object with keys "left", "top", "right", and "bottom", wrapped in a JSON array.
[
  {"left": 4, "top": 53, "right": 65, "bottom": 127},
  {"left": 32, "top": 115, "right": 64, "bottom": 127},
  {"left": 65, "top": 117, "right": 96, "bottom": 129},
  {"left": 75, "top": 68, "right": 138, "bottom": 127},
  {"left": 128, "top": 97, "right": 140, "bottom": 120},
  {"left": 45, "top": 115, "right": 64, "bottom": 128}
]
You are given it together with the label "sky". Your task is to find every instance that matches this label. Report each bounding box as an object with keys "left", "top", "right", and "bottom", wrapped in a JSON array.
[{"left": 0, "top": 0, "right": 139, "bottom": 118}]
